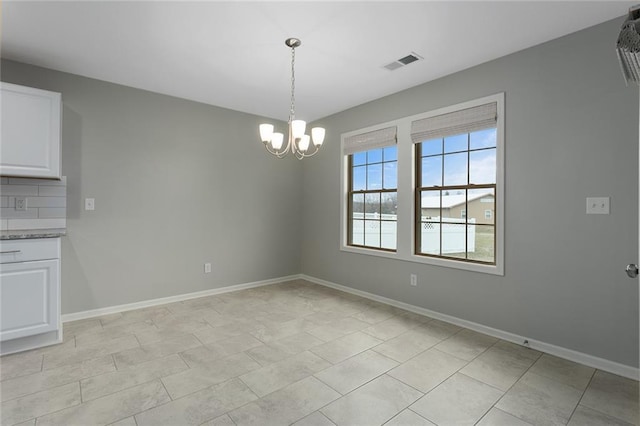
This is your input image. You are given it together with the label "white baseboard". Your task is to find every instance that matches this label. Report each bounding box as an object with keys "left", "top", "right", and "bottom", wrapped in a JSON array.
[
  {"left": 61, "top": 274, "right": 302, "bottom": 323},
  {"left": 301, "top": 274, "right": 640, "bottom": 381}
]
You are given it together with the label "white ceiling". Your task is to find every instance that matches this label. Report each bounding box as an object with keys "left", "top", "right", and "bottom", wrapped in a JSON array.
[{"left": 1, "top": 1, "right": 635, "bottom": 122}]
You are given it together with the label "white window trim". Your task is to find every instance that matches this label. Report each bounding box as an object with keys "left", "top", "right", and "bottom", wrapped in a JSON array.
[{"left": 340, "top": 93, "right": 505, "bottom": 276}]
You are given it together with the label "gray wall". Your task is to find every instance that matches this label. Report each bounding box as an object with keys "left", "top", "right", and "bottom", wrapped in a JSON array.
[
  {"left": 1, "top": 59, "right": 303, "bottom": 314},
  {"left": 302, "top": 17, "right": 639, "bottom": 367}
]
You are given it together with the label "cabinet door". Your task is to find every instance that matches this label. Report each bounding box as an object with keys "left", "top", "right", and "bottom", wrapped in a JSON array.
[
  {"left": 0, "top": 259, "right": 60, "bottom": 341},
  {"left": 0, "top": 83, "right": 61, "bottom": 179}
]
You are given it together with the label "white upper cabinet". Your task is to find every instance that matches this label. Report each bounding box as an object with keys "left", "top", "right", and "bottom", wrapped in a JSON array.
[{"left": 1, "top": 82, "right": 62, "bottom": 179}]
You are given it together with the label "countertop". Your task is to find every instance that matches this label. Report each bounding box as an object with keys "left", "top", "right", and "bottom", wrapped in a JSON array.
[{"left": 0, "top": 229, "right": 66, "bottom": 240}]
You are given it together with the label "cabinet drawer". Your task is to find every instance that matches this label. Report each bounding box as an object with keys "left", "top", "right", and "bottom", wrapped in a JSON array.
[{"left": 0, "top": 238, "right": 60, "bottom": 264}]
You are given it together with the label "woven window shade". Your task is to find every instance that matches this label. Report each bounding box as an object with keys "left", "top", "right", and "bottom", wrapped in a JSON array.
[
  {"left": 411, "top": 102, "right": 497, "bottom": 144},
  {"left": 344, "top": 126, "right": 397, "bottom": 155}
]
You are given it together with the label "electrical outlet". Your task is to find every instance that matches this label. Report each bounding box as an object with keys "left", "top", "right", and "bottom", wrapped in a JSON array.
[
  {"left": 586, "top": 197, "right": 609, "bottom": 215},
  {"left": 204, "top": 262, "right": 212, "bottom": 273},
  {"left": 85, "top": 198, "right": 95, "bottom": 211},
  {"left": 15, "top": 197, "right": 27, "bottom": 211},
  {"left": 410, "top": 274, "right": 417, "bottom": 287}
]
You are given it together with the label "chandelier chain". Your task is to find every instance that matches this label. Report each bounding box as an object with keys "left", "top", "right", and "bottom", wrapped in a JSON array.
[{"left": 290, "top": 45, "right": 296, "bottom": 122}]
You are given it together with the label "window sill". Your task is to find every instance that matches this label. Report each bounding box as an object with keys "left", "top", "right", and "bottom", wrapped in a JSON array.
[{"left": 340, "top": 244, "right": 504, "bottom": 276}]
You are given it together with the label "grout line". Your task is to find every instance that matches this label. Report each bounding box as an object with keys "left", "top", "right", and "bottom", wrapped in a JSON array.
[{"left": 566, "top": 368, "right": 597, "bottom": 423}]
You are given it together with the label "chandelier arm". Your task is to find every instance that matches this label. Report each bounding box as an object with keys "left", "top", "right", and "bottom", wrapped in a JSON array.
[{"left": 263, "top": 139, "right": 292, "bottom": 158}]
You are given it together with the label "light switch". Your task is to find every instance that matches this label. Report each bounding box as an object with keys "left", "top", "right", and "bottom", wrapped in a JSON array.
[
  {"left": 85, "top": 198, "right": 95, "bottom": 211},
  {"left": 586, "top": 197, "right": 609, "bottom": 215}
]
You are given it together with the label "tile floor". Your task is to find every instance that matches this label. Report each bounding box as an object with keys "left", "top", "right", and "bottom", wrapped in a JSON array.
[{"left": 1, "top": 280, "right": 638, "bottom": 426}]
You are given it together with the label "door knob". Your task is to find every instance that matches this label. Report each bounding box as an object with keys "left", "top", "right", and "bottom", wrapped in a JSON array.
[{"left": 626, "top": 264, "right": 638, "bottom": 278}]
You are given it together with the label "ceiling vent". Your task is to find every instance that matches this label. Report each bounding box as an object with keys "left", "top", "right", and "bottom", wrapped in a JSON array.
[{"left": 384, "top": 52, "right": 423, "bottom": 71}]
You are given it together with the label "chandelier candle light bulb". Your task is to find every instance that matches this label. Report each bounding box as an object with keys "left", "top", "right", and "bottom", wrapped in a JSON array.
[{"left": 259, "top": 38, "right": 325, "bottom": 159}]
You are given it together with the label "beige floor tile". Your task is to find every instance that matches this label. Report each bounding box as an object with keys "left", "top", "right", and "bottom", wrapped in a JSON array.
[
  {"left": 416, "top": 319, "right": 461, "bottom": 340},
  {"left": 528, "top": 354, "right": 595, "bottom": 391},
  {"left": 580, "top": 370, "right": 639, "bottom": 425},
  {"left": 0, "top": 351, "right": 43, "bottom": 381},
  {"left": 307, "top": 317, "right": 370, "bottom": 342},
  {"left": 350, "top": 306, "right": 398, "bottom": 325},
  {"left": 81, "top": 354, "right": 188, "bottom": 401},
  {"left": 195, "top": 322, "right": 260, "bottom": 344},
  {"left": 245, "top": 332, "right": 324, "bottom": 366},
  {"left": 460, "top": 343, "right": 537, "bottom": 391},
  {"left": 1, "top": 355, "right": 114, "bottom": 402},
  {"left": 476, "top": 408, "right": 533, "bottom": 425},
  {"left": 384, "top": 409, "right": 435, "bottom": 426},
  {"left": 293, "top": 411, "right": 337, "bottom": 426},
  {"left": 37, "top": 380, "right": 170, "bottom": 426},
  {"left": 361, "top": 316, "right": 420, "bottom": 341},
  {"left": 435, "top": 329, "right": 498, "bottom": 361},
  {"left": 229, "top": 376, "right": 340, "bottom": 426},
  {"left": 113, "top": 333, "right": 201, "bottom": 368},
  {"left": 99, "top": 307, "right": 171, "bottom": 328},
  {"left": 43, "top": 335, "right": 140, "bottom": 370},
  {"left": 372, "top": 328, "right": 442, "bottom": 363},
  {"left": 411, "top": 373, "right": 503, "bottom": 425},
  {"left": 134, "top": 328, "right": 202, "bottom": 346},
  {"left": 13, "top": 419, "right": 36, "bottom": 426},
  {"left": 495, "top": 371, "right": 583, "bottom": 426},
  {"left": 315, "top": 350, "right": 398, "bottom": 394},
  {"left": 62, "top": 318, "right": 103, "bottom": 338},
  {"left": 200, "top": 414, "right": 237, "bottom": 426},
  {"left": 310, "top": 331, "right": 382, "bottom": 364},
  {"left": 491, "top": 340, "right": 542, "bottom": 363},
  {"left": 75, "top": 320, "right": 156, "bottom": 347},
  {"left": 161, "top": 352, "right": 260, "bottom": 399},
  {"left": 304, "top": 310, "right": 351, "bottom": 326},
  {"left": 321, "top": 374, "right": 423, "bottom": 426},
  {"left": 135, "top": 378, "right": 257, "bottom": 426},
  {"left": 108, "top": 416, "right": 137, "bottom": 426},
  {"left": 568, "top": 405, "right": 636, "bottom": 426},
  {"left": 250, "top": 318, "right": 319, "bottom": 343},
  {"left": 388, "top": 348, "right": 466, "bottom": 393},
  {"left": 0, "top": 382, "right": 81, "bottom": 425},
  {"left": 181, "top": 333, "right": 263, "bottom": 365},
  {"left": 240, "top": 351, "right": 331, "bottom": 397}
]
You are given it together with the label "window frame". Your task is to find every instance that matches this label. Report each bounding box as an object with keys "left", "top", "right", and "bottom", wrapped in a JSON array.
[
  {"left": 340, "top": 93, "right": 504, "bottom": 275},
  {"left": 347, "top": 147, "right": 398, "bottom": 252}
]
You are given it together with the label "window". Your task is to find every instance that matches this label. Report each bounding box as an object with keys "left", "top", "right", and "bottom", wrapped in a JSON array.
[
  {"left": 414, "top": 102, "right": 498, "bottom": 264},
  {"left": 340, "top": 93, "right": 504, "bottom": 275},
  {"left": 344, "top": 127, "right": 398, "bottom": 251}
]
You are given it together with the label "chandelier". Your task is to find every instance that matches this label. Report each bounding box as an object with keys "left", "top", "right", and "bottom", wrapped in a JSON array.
[{"left": 259, "top": 38, "right": 325, "bottom": 159}]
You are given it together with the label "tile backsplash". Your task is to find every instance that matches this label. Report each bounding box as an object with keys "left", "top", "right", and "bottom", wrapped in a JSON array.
[{"left": 0, "top": 177, "right": 67, "bottom": 230}]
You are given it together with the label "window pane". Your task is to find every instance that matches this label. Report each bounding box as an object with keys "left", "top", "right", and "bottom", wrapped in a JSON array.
[
  {"left": 467, "top": 188, "right": 495, "bottom": 225},
  {"left": 367, "top": 163, "right": 383, "bottom": 190},
  {"left": 365, "top": 193, "right": 380, "bottom": 215},
  {"left": 421, "top": 156, "right": 442, "bottom": 187},
  {"left": 351, "top": 193, "right": 364, "bottom": 219},
  {"left": 441, "top": 190, "right": 465, "bottom": 221},
  {"left": 383, "top": 161, "right": 397, "bottom": 189},
  {"left": 443, "top": 152, "right": 467, "bottom": 186},
  {"left": 469, "top": 148, "right": 496, "bottom": 185},
  {"left": 384, "top": 146, "right": 397, "bottom": 161},
  {"left": 441, "top": 222, "right": 467, "bottom": 258},
  {"left": 420, "top": 190, "right": 441, "bottom": 219},
  {"left": 352, "top": 151, "right": 367, "bottom": 166},
  {"left": 467, "top": 224, "right": 495, "bottom": 263},
  {"left": 352, "top": 165, "right": 366, "bottom": 191},
  {"left": 364, "top": 221, "right": 380, "bottom": 247},
  {"left": 421, "top": 138, "right": 442, "bottom": 156},
  {"left": 420, "top": 221, "right": 440, "bottom": 255},
  {"left": 367, "top": 149, "right": 383, "bottom": 164},
  {"left": 470, "top": 128, "right": 497, "bottom": 150},
  {"left": 444, "top": 134, "right": 467, "bottom": 153},
  {"left": 351, "top": 220, "right": 364, "bottom": 245},
  {"left": 381, "top": 192, "right": 397, "bottom": 216},
  {"left": 381, "top": 220, "right": 396, "bottom": 250}
]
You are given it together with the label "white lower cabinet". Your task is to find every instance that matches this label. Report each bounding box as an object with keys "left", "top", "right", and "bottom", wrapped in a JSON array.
[{"left": 0, "top": 238, "right": 62, "bottom": 354}]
